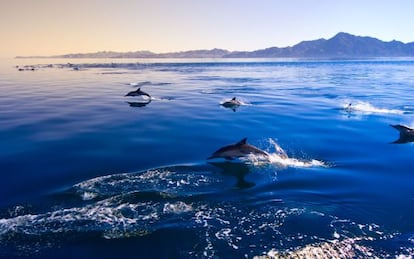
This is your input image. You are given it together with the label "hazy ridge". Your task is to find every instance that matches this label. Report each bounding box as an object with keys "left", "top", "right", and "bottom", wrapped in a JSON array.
[{"left": 16, "top": 32, "right": 414, "bottom": 59}]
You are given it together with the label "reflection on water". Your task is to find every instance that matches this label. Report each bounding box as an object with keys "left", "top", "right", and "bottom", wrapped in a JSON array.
[
  {"left": 126, "top": 100, "right": 151, "bottom": 108},
  {"left": 208, "top": 162, "right": 254, "bottom": 188}
]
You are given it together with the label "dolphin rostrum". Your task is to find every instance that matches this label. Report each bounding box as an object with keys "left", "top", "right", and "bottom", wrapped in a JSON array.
[
  {"left": 125, "top": 88, "right": 151, "bottom": 98},
  {"left": 390, "top": 124, "right": 414, "bottom": 144},
  {"left": 207, "top": 138, "right": 269, "bottom": 160}
]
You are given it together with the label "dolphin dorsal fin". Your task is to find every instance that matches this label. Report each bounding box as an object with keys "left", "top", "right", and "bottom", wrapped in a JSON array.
[
  {"left": 232, "top": 97, "right": 236, "bottom": 100},
  {"left": 137, "top": 88, "right": 141, "bottom": 91},
  {"left": 236, "top": 138, "right": 247, "bottom": 145}
]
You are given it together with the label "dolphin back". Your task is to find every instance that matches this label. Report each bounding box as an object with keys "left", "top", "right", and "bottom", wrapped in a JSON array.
[{"left": 207, "top": 137, "right": 270, "bottom": 160}]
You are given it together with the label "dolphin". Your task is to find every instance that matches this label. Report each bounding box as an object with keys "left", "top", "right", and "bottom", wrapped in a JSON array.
[
  {"left": 221, "top": 97, "right": 241, "bottom": 111},
  {"left": 345, "top": 103, "right": 353, "bottom": 112},
  {"left": 125, "top": 88, "right": 151, "bottom": 98},
  {"left": 390, "top": 124, "right": 414, "bottom": 144},
  {"left": 207, "top": 138, "right": 269, "bottom": 160}
]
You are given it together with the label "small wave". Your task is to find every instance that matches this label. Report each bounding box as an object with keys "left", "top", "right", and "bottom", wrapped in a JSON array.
[
  {"left": 150, "top": 96, "right": 174, "bottom": 101},
  {"left": 128, "top": 81, "right": 171, "bottom": 87},
  {"left": 341, "top": 100, "right": 404, "bottom": 114},
  {"left": 101, "top": 71, "right": 126, "bottom": 74},
  {"left": 72, "top": 165, "right": 224, "bottom": 201},
  {"left": 128, "top": 81, "right": 152, "bottom": 87}
]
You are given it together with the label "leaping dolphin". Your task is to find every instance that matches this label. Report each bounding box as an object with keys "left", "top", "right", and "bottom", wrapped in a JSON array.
[
  {"left": 390, "top": 124, "right": 414, "bottom": 144},
  {"left": 125, "top": 88, "right": 151, "bottom": 98},
  {"left": 207, "top": 138, "right": 269, "bottom": 160}
]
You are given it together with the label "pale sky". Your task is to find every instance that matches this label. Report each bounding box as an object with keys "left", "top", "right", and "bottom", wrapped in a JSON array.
[{"left": 0, "top": 0, "right": 413, "bottom": 57}]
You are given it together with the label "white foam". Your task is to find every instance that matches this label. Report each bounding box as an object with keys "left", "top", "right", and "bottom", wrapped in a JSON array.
[
  {"left": 262, "top": 237, "right": 379, "bottom": 259},
  {"left": 241, "top": 138, "right": 326, "bottom": 168},
  {"left": 268, "top": 154, "right": 326, "bottom": 168},
  {"left": 81, "top": 191, "right": 98, "bottom": 201},
  {"left": 0, "top": 197, "right": 160, "bottom": 239},
  {"left": 163, "top": 202, "right": 193, "bottom": 214},
  {"left": 341, "top": 100, "right": 404, "bottom": 114},
  {"left": 149, "top": 96, "right": 173, "bottom": 102}
]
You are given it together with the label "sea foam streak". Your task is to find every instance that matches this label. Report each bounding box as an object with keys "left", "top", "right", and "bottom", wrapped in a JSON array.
[
  {"left": 341, "top": 100, "right": 404, "bottom": 114},
  {"left": 268, "top": 154, "right": 326, "bottom": 168}
]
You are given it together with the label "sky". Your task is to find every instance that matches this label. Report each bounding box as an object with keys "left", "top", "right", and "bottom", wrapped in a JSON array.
[{"left": 0, "top": 0, "right": 413, "bottom": 57}]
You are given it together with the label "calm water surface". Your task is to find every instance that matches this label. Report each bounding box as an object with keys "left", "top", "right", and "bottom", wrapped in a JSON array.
[{"left": 0, "top": 58, "right": 414, "bottom": 258}]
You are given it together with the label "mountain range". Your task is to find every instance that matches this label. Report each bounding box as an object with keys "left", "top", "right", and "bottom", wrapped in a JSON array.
[{"left": 17, "top": 32, "right": 414, "bottom": 59}]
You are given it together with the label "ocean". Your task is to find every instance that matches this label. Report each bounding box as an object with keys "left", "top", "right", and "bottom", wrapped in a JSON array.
[{"left": 0, "top": 58, "right": 413, "bottom": 258}]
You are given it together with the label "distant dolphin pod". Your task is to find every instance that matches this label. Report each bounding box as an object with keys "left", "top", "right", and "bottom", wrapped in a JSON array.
[
  {"left": 125, "top": 88, "right": 151, "bottom": 98},
  {"left": 207, "top": 138, "right": 269, "bottom": 160},
  {"left": 390, "top": 124, "right": 414, "bottom": 144}
]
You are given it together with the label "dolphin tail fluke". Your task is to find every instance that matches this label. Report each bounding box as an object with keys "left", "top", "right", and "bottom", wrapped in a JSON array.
[
  {"left": 391, "top": 124, "right": 412, "bottom": 135},
  {"left": 390, "top": 124, "right": 414, "bottom": 144}
]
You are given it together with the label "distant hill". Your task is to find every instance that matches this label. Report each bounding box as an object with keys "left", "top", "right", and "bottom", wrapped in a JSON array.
[
  {"left": 16, "top": 32, "right": 414, "bottom": 59},
  {"left": 225, "top": 32, "right": 414, "bottom": 58}
]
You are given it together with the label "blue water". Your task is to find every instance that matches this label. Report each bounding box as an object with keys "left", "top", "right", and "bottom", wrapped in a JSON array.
[{"left": 1, "top": 58, "right": 414, "bottom": 258}]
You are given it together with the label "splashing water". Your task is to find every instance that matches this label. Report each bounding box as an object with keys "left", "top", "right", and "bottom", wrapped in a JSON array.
[
  {"left": 241, "top": 138, "right": 326, "bottom": 168},
  {"left": 341, "top": 100, "right": 404, "bottom": 114},
  {"left": 268, "top": 154, "right": 326, "bottom": 168}
]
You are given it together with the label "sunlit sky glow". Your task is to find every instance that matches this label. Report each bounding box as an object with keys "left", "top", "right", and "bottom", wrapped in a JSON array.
[{"left": 1, "top": 0, "right": 413, "bottom": 57}]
